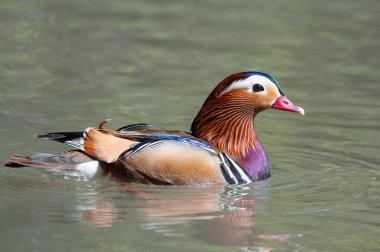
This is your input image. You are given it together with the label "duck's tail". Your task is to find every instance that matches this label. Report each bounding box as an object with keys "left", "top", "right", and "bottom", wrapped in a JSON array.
[
  {"left": 4, "top": 151, "right": 100, "bottom": 176},
  {"left": 4, "top": 120, "right": 133, "bottom": 174},
  {"left": 4, "top": 120, "right": 110, "bottom": 169}
]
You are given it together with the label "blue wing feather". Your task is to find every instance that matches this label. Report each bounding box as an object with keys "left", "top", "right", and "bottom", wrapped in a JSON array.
[{"left": 150, "top": 134, "right": 216, "bottom": 152}]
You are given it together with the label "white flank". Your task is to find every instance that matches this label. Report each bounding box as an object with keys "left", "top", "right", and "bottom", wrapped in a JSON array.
[{"left": 76, "top": 161, "right": 99, "bottom": 177}]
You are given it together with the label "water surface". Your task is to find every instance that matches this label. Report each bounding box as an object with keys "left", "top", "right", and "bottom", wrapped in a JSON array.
[{"left": 0, "top": 0, "right": 379, "bottom": 251}]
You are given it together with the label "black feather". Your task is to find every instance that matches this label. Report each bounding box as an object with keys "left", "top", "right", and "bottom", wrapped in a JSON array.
[
  {"left": 117, "top": 124, "right": 163, "bottom": 132},
  {"left": 38, "top": 132, "right": 83, "bottom": 143}
]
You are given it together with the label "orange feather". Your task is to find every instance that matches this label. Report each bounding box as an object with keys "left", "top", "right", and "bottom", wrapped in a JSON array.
[
  {"left": 83, "top": 128, "right": 137, "bottom": 163},
  {"left": 192, "top": 90, "right": 257, "bottom": 158}
]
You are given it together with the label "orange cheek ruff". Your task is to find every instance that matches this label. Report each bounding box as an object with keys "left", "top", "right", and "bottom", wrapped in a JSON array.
[{"left": 192, "top": 90, "right": 258, "bottom": 158}]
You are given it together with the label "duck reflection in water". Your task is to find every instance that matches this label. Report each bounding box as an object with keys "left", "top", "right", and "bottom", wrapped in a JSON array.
[{"left": 78, "top": 183, "right": 301, "bottom": 251}]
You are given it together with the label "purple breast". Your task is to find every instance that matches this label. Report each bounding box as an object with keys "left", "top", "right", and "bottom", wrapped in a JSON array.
[{"left": 237, "top": 140, "right": 270, "bottom": 181}]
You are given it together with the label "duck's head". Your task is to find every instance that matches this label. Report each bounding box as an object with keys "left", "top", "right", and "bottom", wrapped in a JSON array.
[
  {"left": 201, "top": 71, "right": 304, "bottom": 115},
  {"left": 191, "top": 71, "right": 304, "bottom": 157}
]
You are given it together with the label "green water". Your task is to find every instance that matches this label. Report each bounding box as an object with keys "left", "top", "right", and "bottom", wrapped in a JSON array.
[{"left": 0, "top": 0, "right": 379, "bottom": 251}]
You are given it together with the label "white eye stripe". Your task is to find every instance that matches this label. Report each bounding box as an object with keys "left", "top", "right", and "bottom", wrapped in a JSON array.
[{"left": 221, "top": 75, "right": 276, "bottom": 95}]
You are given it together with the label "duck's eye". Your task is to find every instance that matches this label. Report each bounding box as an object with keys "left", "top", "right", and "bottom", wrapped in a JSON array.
[{"left": 252, "top": 84, "right": 264, "bottom": 93}]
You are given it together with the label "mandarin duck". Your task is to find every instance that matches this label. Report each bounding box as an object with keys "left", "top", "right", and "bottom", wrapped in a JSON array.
[{"left": 5, "top": 72, "right": 304, "bottom": 185}]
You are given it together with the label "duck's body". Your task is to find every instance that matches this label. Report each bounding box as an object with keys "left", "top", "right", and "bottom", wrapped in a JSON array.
[{"left": 5, "top": 72, "right": 304, "bottom": 185}]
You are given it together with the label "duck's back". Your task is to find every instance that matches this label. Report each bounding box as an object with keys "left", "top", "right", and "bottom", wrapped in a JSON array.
[{"left": 83, "top": 126, "right": 251, "bottom": 185}]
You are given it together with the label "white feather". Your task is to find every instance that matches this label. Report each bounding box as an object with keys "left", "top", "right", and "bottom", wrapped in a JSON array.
[
  {"left": 222, "top": 75, "right": 277, "bottom": 95},
  {"left": 76, "top": 161, "right": 99, "bottom": 177}
]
